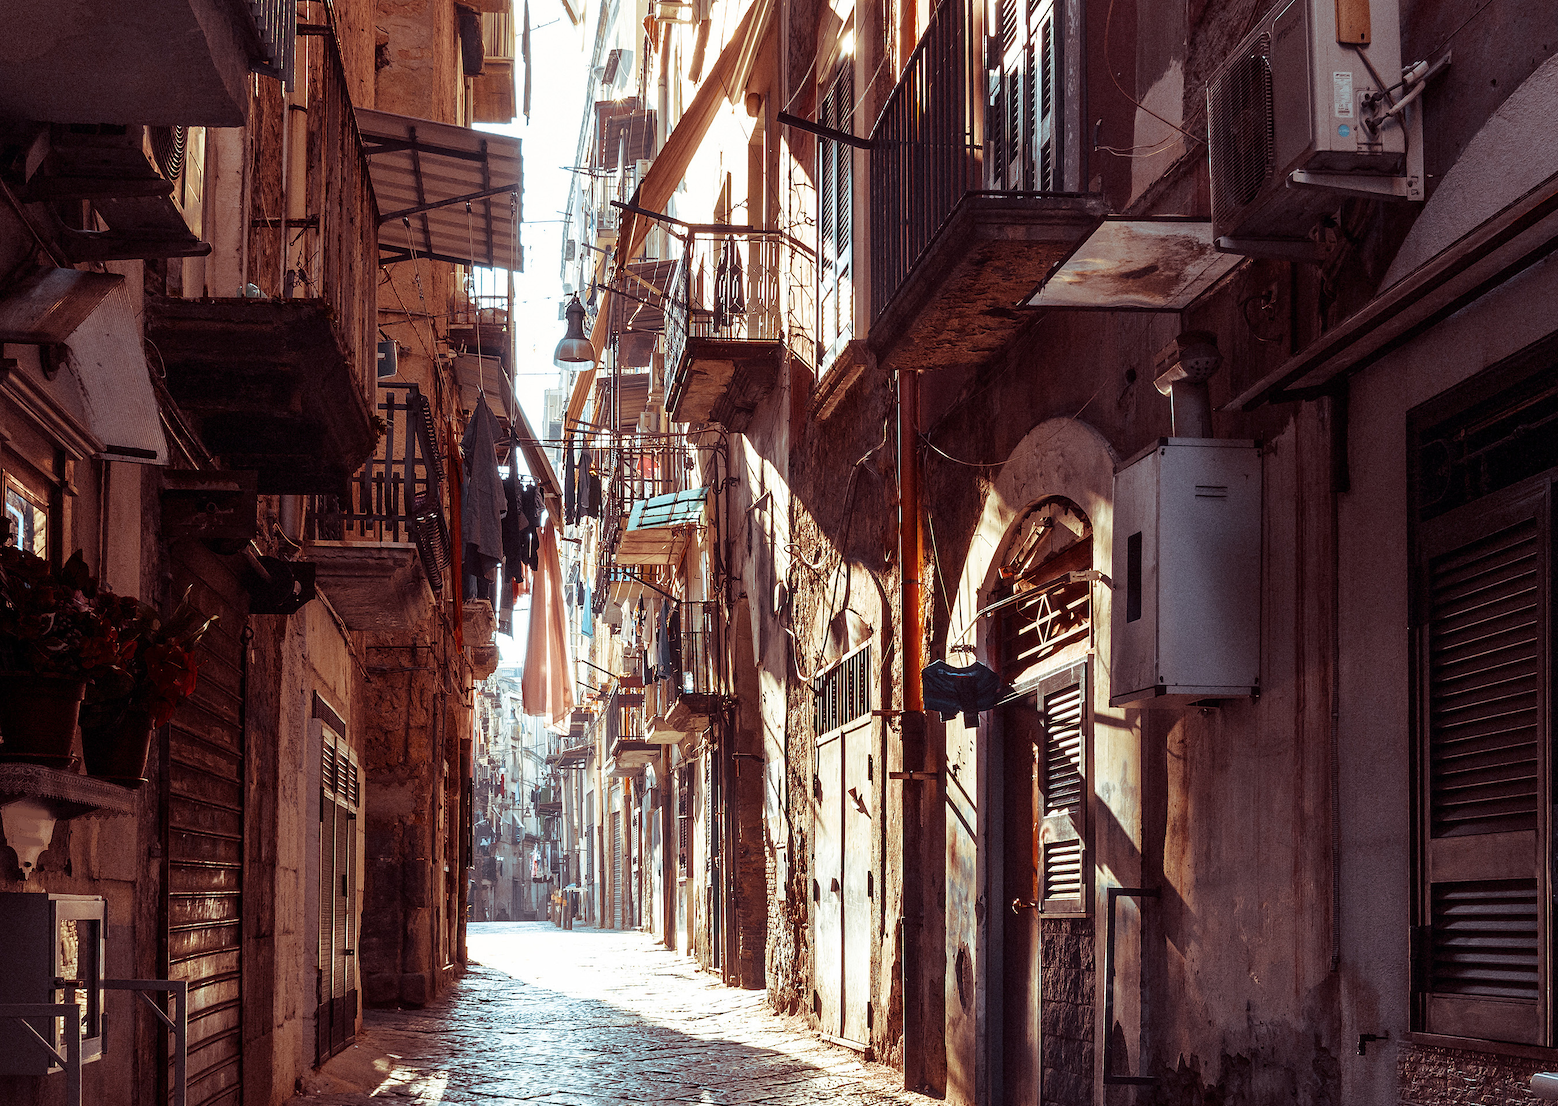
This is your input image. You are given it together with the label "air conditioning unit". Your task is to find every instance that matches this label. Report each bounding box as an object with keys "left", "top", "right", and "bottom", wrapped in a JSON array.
[{"left": 1207, "top": 0, "right": 1425, "bottom": 257}]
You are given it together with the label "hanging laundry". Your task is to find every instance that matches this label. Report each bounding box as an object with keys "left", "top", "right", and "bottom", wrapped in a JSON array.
[
  {"left": 581, "top": 585, "right": 594, "bottom": 637},
  {"left": 460, "top": 395, "right": 506, "bottom": 597},
  {"left": 563, "top": 437, "right": 577, "bottom": 523},
  {"left": 656, "top": 599, "right": 672, "bottom": 680},
  {"left": 586, "top": 468, "right": 602, "bottom": 517},
  {"left": 498, "top": 440, "right": 531, "bottom": 638},
  {"left": 521, "top": 521, "right": 575, "bottom": 724},
  {"left": 920, "top": 660, "right": 1004, "bottom": 726},
  {"left": 667, "top": 603, "right": 682, "bottom": 680}
]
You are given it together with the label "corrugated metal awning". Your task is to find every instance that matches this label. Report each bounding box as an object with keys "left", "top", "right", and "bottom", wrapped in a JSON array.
[
  {"left": 1023, "top": 218, "right": 1241, "bottom": 311},
  {"left": 358, "top": 109, "right": 523, "bottom": 270},
  {"left": 628, "top": 487, "right": 708, "bottom": 530}
]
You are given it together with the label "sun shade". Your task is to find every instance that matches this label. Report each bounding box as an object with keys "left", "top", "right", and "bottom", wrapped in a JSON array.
[
  {"left": 627, "top": 487, "right": 708, "bottom": 531},
  {"left": 357, "top": 108, "right": 523, "bottom": 270},
  {"left": 1024, "top": 218, "right": 1241, "bottom": 311}
]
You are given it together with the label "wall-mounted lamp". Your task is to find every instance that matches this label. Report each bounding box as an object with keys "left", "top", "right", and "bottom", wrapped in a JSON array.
[{"left": 553, "top": 296, "right": 597, "bottom": 367}]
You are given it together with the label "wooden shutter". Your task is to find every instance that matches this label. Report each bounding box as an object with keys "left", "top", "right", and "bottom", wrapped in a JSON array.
[
  {"left": 991, "top": 0, "right": 1059, "bottom": 191},
  {"left": 1416, "top": 478, "right": 1549, "bottom": 1044},
  {"left": 316, "top": 728, "right": 359, "bottom": 1063},
  {"left": 1037, "top": 661, "right": 1088, "bottom": 912}
]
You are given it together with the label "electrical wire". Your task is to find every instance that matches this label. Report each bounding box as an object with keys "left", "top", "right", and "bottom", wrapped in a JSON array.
[{"left": 1103, "top": 0, "right": 1204, "bottom": 147}]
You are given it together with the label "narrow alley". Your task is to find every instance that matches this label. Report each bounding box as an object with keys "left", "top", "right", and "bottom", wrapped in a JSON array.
[{"left": 290, "top": 924, "right": 936, "bottom": 1106}]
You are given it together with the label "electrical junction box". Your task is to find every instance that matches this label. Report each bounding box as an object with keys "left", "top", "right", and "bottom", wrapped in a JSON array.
[
  {"left": 0, "top": 893, "right": 107, "bottom": 1074},
  {"left": 1110, "top": 439, "right": 1261, "bottom": 707}
]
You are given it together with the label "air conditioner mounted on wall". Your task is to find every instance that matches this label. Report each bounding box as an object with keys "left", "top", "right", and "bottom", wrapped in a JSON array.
[{"left": 1207, "top": 0, "right": 1431, "bottom": 258}]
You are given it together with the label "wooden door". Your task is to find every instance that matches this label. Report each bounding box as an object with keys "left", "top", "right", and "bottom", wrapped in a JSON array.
[
  {"left": 998, "top": 693, "right": 1042, "bottom": 1106},
  {"left": 841, "top": 717, "right": 873, "bottom": 1046},
  {"left": 316, "top": 727, "right": 359, "bottom": 1064},
  {"left": 813, "top": 730, "right": 843, "bottom": 1035},
  {"left": 163, "top": 543, "right": 247, "bottom": 1106}
]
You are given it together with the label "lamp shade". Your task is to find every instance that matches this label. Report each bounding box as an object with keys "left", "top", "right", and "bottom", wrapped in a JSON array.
[{"left": 553, "top": 296, "right": 597, "bottom": 366}]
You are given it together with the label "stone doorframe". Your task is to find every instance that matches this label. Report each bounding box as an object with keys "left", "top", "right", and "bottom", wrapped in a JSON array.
[{"left": 938, "top": 417, "right": 1132, "bottom": 1106}]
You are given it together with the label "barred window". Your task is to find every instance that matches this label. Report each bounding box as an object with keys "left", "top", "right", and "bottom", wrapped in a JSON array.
[{"left": 814, "top": 643, "right": 871, "bottom": 736}]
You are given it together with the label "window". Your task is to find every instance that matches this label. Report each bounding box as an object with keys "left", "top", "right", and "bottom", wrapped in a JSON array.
[
  {"left": 316, "top": 700, "right": 359, "bottom": 1063},
  {"left": 1409, "top": 340, "right": 1558, "bottom": 1046},
  {"left": 3, "top": 477, "right": 48, "bottom": 559},
  {"left": 988, "top": 0, "right": 1061, "bottom": 191},
  {"left": 814, "top": 643, "right": 871, "bottom": 736},
  {"left": 817, "top": 59, "right": 855, "bottom": 366}
]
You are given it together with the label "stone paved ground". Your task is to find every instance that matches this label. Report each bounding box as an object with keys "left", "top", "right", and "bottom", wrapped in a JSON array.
[{"left": 291, "top": 921, "right": 938, "bottom": 1106}]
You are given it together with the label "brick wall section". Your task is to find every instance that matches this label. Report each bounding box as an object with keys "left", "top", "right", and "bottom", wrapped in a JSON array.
[
  {"left": 1399, "top": 1043, "right": 1548, "bottom": 1105},
  {"left": 1040, "top": 917, "right": 1095, "bottom": 1106}
]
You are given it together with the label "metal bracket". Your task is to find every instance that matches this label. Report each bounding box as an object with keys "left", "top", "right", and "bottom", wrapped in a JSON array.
[
  {"left": 1103, "top": 886, "right": 1160, "bottom": 1086},
  {"left": 104, "top": 979, "right": 187, "bottom": 1106},
  {"left": 888, "top": 770, "right": 941, "bottom": 781}
]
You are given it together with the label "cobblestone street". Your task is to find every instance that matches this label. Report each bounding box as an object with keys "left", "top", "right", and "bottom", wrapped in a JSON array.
[{"left": 291, "top": 922, "right": 937, "bottom": 1105}]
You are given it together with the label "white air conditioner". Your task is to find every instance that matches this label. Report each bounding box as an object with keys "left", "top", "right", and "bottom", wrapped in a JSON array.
[{"left": 1207, "top": 0, "right": 1427, "bottom": 257}]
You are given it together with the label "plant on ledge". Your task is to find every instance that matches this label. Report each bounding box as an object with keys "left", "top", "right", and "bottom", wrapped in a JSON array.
[{"left": 0, "top": 546, "right": 215, "bottom": 782}]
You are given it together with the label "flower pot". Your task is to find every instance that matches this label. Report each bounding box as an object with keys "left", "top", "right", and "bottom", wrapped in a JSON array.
[
  {"left": 0, "top": 672, "right": 87, "bottom": 769},
  {"left": 81, "top": 708, "right": 156, "bottom": 788}
]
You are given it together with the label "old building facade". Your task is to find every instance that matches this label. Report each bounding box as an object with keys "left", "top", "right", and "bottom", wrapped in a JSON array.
[
  {"left": 0, "top": 1, "right": 526, "bottom": 1104},
  {"left": 558, "top": 0, "right": 1558, "bottom": 1103}
]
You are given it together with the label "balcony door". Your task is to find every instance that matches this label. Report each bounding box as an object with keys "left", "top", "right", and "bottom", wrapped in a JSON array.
[{"left": 989, "top": 0, "right": 1061, "bottom": 191}]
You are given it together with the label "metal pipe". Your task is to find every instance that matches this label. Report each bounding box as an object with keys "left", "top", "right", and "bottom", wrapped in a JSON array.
[{"left": 897, "top": 363, "right": 927, "bottom": 1089}]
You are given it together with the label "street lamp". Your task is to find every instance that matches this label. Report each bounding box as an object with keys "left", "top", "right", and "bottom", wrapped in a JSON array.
[{"left": 553, "top": 295, "right": 597, "bottom": 367}]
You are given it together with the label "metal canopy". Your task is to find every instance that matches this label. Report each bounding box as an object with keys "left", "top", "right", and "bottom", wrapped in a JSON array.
[
  {"left": 627, "top": 487, "right": 708, "bottom": 531},
  {"left": 1024, "top": 217, "right": 1242, "bottom": 311},
  {"left": 357, "top": 108, "right": 523, "bottom": 270}
]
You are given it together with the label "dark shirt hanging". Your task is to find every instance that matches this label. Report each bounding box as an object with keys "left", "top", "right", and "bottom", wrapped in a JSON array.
[
  {"left": 563, "top": 439, "right": 577, "bottom": 524},
  {"left": 667, "top": 604, "right": 682, "bottom": 680},
  {"left": 921, "top": 660, "right": 1003, "bottom": 726}
]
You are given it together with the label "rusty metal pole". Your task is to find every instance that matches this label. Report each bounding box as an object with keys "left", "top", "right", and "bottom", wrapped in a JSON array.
[{"left": 898, "top": 365, "right": 928, "bottom": 1090}]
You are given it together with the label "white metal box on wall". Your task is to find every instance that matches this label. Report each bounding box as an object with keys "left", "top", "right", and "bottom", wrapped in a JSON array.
[
  {"left": 1110, "top": 439, "right": 1261, "bottom": 706},
  {"left": 0, "top": 893, "right": 107, "bottom": 1074}
]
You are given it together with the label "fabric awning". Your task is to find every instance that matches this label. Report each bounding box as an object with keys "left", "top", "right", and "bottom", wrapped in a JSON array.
[
  {"left": 358, "top": 109, "right": 523, "bottom": 270},
  {"left": 566, "top": 0, "right": 772, "bottom": 433},
  {"left": 0, "top": 271, "right": 167, "bottom": 464}
]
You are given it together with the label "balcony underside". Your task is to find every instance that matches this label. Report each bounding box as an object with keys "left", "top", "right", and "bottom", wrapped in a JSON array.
[
  {"left": 309, "top": 543, "right": 435, "bottom": 631},
  {"left": 146, "top": 296, "right": 377, "bottom": 495},
  {"left": 869, "top": 193, "right": 1106, "bottom": 372},
  {"left": 0, "top": 0, "right": 252, "bottom": 127},
  {"left": 668, "top": 339, "right": 783, "bottom": 431},
  {"left": 608, "top": 738, "right": 661, "bottom": 776}
]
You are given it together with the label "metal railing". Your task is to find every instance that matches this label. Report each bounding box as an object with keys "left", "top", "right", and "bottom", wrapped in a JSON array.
[
  {"left": 664, "top": 229, "right": 786, "bottom": 377},
  {"left": 244, "top": 0, "right": 297, "bottom": 85},
  {"left": 678, "top": 600, "right": 721, "bottom": 698},
  {"left": 868, "top": 0, "right": 983, "bottom": 323},
  {"left": 307, "top": 383, "right": 450, "bottom": 595}
]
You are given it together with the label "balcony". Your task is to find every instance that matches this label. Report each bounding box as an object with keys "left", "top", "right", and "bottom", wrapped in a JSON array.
[
  {"left": 664, "top": 230, "right": 786, "bottom": 431},
  {"left": 471, "top": 6, "right": 517, "bottom": 124},
  {"left": 147, "top": 29, "right": 378, "bottom": 493},
  {"left": 867, "top": 0, "right": 1102, "bottom": 372},
  {"left": 0, "top": 0, "right": 287, "bottom": 127},
  {"left": 646, "top": 601, "right": 723, "bottom": 740},
  {"left": 305, "top": 384, "right": 450, "bottom": 632}
]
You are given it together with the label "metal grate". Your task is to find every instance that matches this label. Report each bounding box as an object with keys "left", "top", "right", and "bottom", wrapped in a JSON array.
[
  {"left": 1430, "top": 879, "right": 1540, "bottom": 999},
  {"left": 1427, "top": 518, "right": 1541, "bottom": 838},
  {"left": 814, "top": 645, "right": 872, "bottom": 735},
  {"left": 1208, "top": 34, "right": 1274, "bottom": 225}
]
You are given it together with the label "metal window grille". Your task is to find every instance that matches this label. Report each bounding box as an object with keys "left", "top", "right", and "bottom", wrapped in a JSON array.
[{"left": 813, "top": 644, "right": 871, "bottom": 736}]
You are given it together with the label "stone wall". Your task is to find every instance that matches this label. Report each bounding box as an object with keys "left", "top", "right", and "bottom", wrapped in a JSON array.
[
  {"left": 1039, "top": 917, "right": 1094, "bottom": 1106},
  {"left": 1398, "top": 1043, "right": 1547, "bottom": 1106}
]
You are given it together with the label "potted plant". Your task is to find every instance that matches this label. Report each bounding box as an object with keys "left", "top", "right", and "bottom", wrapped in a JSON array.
[
  {"left": 78, "top": 590, "right": 215, "bottom": 787},
  {"left": 0, "top": 547, "right": 100, "bottom": 767}
]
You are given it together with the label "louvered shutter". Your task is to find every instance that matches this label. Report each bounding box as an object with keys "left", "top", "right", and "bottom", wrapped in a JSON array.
[
  {"left": 1037, "top": 661, "right": 1089, "bottom": 912},
  {"left": 818, "top": 62, "right": 854, "bottom": 364},
  {"left": 1416, "top": 479, "right": 1549, "bottom": 1044},
  {"left": 991, "top": 0, "right": 1059, "bottom": 191}
]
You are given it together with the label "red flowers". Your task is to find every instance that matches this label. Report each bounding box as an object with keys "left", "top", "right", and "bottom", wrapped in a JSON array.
[{"left": 2, "top": 545, "right": 215, "bottom": 732}]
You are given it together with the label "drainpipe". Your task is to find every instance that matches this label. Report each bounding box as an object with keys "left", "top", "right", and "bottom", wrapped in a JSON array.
[
  {"left": 1152, "top": 331, "right": 1221, "bottom": 438},
  {"left": 897, "top": 364, "right": 929, "bottom": 1089},
  {"left": 282, "top": 34, "right": 309, "bottom": 298}
]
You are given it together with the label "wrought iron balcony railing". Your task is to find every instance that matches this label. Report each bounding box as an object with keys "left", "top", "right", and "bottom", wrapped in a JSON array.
[
  {"left": 306, "top": 383, "right": 450, "bottom": 595},
  {"left": 663, "top": 229, "right": 785, "bottom": 378}
]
